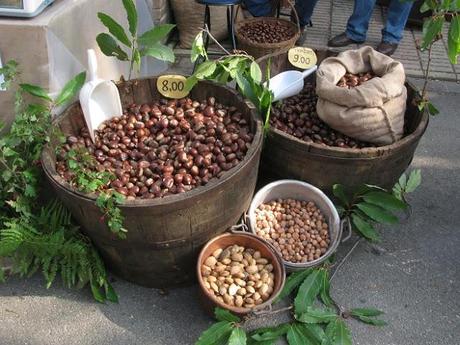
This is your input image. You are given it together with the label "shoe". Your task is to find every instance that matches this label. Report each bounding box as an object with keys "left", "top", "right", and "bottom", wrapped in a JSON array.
[
  {"left": 296, "top": 27, "right": 307, "bottom": 46},
  {"left": 377, "top": 41, "right": 398, "bottom": 56},
  {"left": 328, "top": 32, "right": 364, "bottom": 47}
]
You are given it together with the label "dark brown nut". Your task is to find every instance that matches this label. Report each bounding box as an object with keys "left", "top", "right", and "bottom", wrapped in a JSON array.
[{"left": 58, "top": 96, "right": 254, "bottom": 200}]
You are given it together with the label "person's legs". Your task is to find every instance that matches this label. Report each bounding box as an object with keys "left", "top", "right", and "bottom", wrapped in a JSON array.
[
  {"left": 381, "top": 0, "right": 413, "bottom": 43},
  {"left": 243, "top": 0, "right": 273, "bottom": 17},
  {"left": 295, "top": 0, "right": 320, "bottom": 28},
  {"left": 345, "top": 0, "right": 377, "bottom": 42}
]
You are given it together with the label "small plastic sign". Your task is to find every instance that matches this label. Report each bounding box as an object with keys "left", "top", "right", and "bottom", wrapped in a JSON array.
[
  {"left": 288, "top": 47, "right": 317, "bottom": 69},
  {"left": 156, "top": 75, "right": 189, "bottom": 99}
]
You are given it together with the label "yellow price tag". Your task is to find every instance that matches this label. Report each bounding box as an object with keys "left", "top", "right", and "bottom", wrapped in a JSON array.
[
  {"left": 157, "top": 75, "right": 189, "bottom": 99},
  {"left": 288, "top": 47, "right": 317, "bottom": 69}
]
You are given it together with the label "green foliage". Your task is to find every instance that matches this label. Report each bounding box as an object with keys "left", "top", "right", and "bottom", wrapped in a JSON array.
[
  {"left": 197, "top": 267, "right": 386, "bottom": 345},
  {"left": 64, "top": 147, "right": 127, "bottom": 238},
  {"left": 228, "top": 327, "right": 247, "bottom": 345},
  {"left": 294, "top": 269, "right": 322, "bottom": 314},
  {"left": 332, "top": 172, "right": 422, "bottom": 241},
  {"left": 0, "top": 64, "right": 116, "bottom": 302},
  {"left": 188, "top": 31, "right": 273, "bottom": 132},
  {"left": 215, "top": 307, "right": 241, "bottom": 323},
  {"left": 250, "top": 323, "right": 290, "bottom": 343},
  {"left": 0, "top": 201, "right": 117, "bottom": 302},
  {"left": 96, "top": 0, "right": 175, "bottom": 79},
  {"left": 275, "top": 268, "right": 312, "bottom": 302},
  {"left": 0, "top": 60, "right": 19, "bottom": 90},
  {"left": 195, "top": 320, "right": 235, "bottom": 345},
  {"left": 416, "top": 1, "right": 459, "bottom": 114},
  {"left": 393, "top": 169, "right": 422, "bottom": 203}
]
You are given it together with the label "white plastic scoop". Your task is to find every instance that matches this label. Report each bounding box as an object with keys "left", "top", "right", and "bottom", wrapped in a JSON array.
[
  {"left": 79, "top": 49, "right": 122, "bottom": 142},
  {"left": 268, "top": 65, "right": 318, "bottom": 102}
]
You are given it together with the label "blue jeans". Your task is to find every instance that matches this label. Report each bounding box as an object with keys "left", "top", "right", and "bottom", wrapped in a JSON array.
[
  {"left": 244, "top": 0, "right": 319, "bottom": 27},
  {"left": 346, "top": 0, "right": 413, "bottom": 44}
]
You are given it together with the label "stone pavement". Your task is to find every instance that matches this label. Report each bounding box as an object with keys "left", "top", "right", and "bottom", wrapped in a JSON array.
[{"left": 172, "top": 0, "right": 459, "bottom": 82}]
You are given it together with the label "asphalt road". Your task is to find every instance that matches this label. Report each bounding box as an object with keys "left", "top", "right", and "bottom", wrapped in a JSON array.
[{"left": 0, "top": 79, "right": 459, "bottom": 345}]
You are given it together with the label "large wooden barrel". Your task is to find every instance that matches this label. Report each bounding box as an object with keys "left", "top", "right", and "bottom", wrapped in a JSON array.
[
  {"left": 41, "top": 78, "right": 263, "bottom": 288},
  {"left": 257, "top": 50, "right": 429, "bottom": 192}
]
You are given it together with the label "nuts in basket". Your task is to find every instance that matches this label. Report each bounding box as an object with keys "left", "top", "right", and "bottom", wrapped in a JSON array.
[{"left": 201, "top": 245, "right": 275, "bottom": 309}]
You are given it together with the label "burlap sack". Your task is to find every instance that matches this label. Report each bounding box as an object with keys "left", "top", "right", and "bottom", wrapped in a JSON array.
[
  {"left": 316, "top": 46, "right": 406, "bottom": 146},
  {"left": 170, "top": 0, "right": 229, "bottom": 48}
]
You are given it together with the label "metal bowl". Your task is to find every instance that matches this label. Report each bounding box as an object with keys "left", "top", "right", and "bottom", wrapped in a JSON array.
[{"left": 247, "top": 180, "right": 342, "bottom": 271}]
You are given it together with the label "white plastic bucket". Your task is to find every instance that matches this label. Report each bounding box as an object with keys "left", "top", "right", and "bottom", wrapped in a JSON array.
[{"left": 247, "top": 180, "right": 342, "bottom": 271}]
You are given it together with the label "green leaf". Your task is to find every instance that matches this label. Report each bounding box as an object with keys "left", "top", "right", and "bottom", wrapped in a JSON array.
[
  {"left": 250, "top": 61, "right": 262, "bottom": 83},
  {"left": 427, "top": 101, "right": 440, "bottom": 115},
  {"left": 133, "top": 49, "right": 141, "bottom": 72},
  {"left": 185, "top": 76, "right": 199, "bottom": 92},
  {"left": 143, "top": 44, "right": 175, "bottom": 63},
  {"left": 2, "top": 170, "right": 12, "bottom": 182},
  {"left": 297, "top": 307, "right": 338, "bottom": 324},
  {"left": 0, "top": 268, "right": 5, "bottom": 283},
  {"left": 421, "top": 17, "right": 444, "bottom": 49},
  {"left": 356, "top": 203, "right": 398, "bottom": 224},
  {"left": 251, "top": 323, "right": 290, "bottom": 342},
  {"left": 229, "top": 327, "right": 247, "bottom": 345},
  {"left": 122, "top": 0, "right": 138, "bottom": 36},
  {"left": 195, "top": 61, "right": 217, "bottom": 78},
  {"left": 196, "top": 321, "right": 234, "bottom": 345},
  {"left": 191, "top": 31, "right": 207, "bottom": 63},
  {"left": 332, "top": 184, "right": 349, "bottom": 206},
  {"left": 97, "top": 13, "right": 131, "bottom": 47},
  {"left": 420, "top": 1, "right": 432, "bottom": 12},
  {"left": 275, "top": 269, "right": 312, "bottom": 302},
  {"left": 327, "top": 319, "right": 352, "bottom": 345},
  {"left": 362, "top": 191, "right": 407, "bottom": 210},
  {"left": 215, "top": 307, "right": 240, "bottom": 323},
  {"left": 235, "top": 72, "right": 258, "bottom": 107},
  {"left": 398, "top": 173, "right": 407, "bottom": 189},
  {"left": 406, "top": 169, "right": 422, "bottom": 193},
  {"left": 90, "top": 280, "right": 106, "bottom": 303},
  {"left": 286, "top": 324, "right": 306, "bottom": 345},
  {"left": 351, "top": 214, "right": 380, "bottom": 241},
  {"left": 138, "top": 24, "right": 175, "bottom": 46},
  {"left": 350, "top": 308, "right": 384, "bottom": 317},
  {"left": 19, "top": 84, "right": 52, "bottom": 102},
  {"left": 104, "top": 282, "right": 119, "bottom": 303},
  {"left": 351, "top": 315, "right": 387, "bottom": 326},
  {"left": 298, "top": 324, "right": 325, "bottom": 344},
  {"left": 96, "top": 33, "right": 129, "bottom": 61},
  {"left": 319, "top": 269, "right": 334, "bottom": 307},
  {"left": 54, "top": 72, "right": 86, "bottom": 106},
  {"left": 294, "top": 269, "right": 322, "bottom": 314}
]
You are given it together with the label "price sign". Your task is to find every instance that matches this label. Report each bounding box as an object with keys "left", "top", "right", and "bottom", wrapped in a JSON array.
[
  {"left": 288, "top": 47, "right": 317, "bottom": 69},
  {"left": 156, "top": 75, "right": 189, "bottom": 99}
]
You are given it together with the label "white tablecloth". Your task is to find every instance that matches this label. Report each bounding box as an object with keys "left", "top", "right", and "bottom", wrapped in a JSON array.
[{"left": 0, "top": 0, "right": 167, "bottom": 128}]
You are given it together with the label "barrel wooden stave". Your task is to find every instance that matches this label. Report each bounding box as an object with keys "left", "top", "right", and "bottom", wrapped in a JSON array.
[{"left": 42, "top": 79, "right": 263, "bottom": 288}]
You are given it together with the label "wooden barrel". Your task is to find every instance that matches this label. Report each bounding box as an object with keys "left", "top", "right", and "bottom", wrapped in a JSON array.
[
  {"left": 41, "top": 78, "right": 263, "bottom": 288},
  {"left": 257, "top": 50, "right": 429, "bottom": 192}
]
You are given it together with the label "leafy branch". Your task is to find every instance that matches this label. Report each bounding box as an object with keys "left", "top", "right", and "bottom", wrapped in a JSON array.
[
  {"left": 187, "top": 29, "right": 274, "bottom": 132},
  {"left": 64, "top": 147, "right": 127, "bottom": 238},
  {"left": 415, "top": 0, "right": 459, "bottom": 115},
  {"left": 332, "top": 170, "right": 421, "bottom": 242},
  {"left": 96, "top": 0, "right": 176, "bottom": 80},
  {"left": 197, "top": 267, "right": 386, "bottom": 345},
  {"left": 0, "top": 64, "right": 117, "bottom": 302}
]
